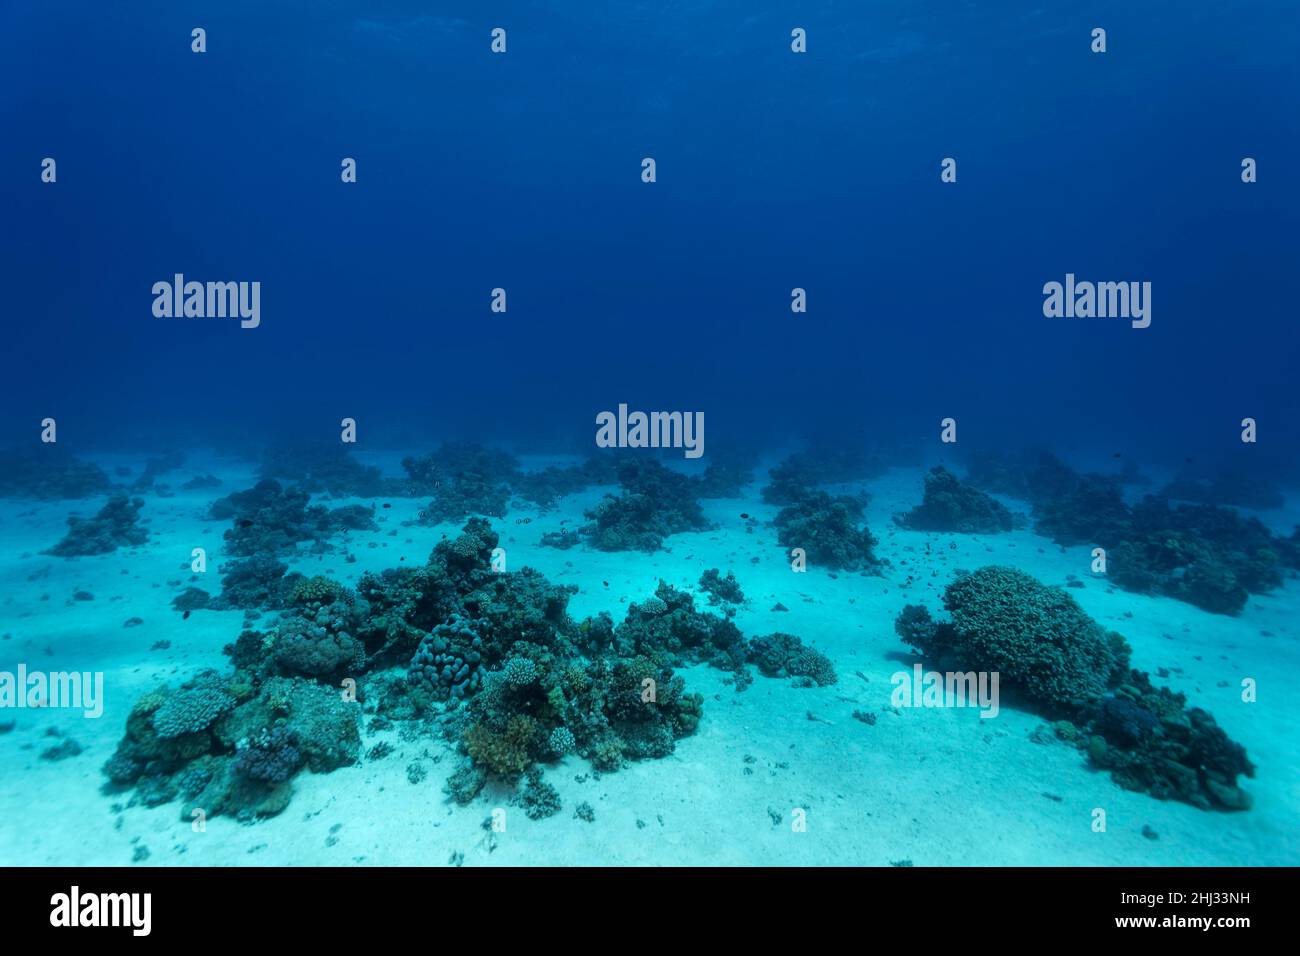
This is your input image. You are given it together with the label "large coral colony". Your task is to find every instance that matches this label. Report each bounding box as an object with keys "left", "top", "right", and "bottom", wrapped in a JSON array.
[{"left": 5, "top": 440, "right": 1279, "bottom": 828}]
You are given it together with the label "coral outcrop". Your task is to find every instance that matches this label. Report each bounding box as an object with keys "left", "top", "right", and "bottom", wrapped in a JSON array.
[
  {"left": 895, "top": 566, "right": 1253, "bottom": 811},
  {"left": 47, "top": 495, "right": 149, "bottom": 557},
  {"left": 895, "top": 466, "right": 1018, "bottom": 534}
]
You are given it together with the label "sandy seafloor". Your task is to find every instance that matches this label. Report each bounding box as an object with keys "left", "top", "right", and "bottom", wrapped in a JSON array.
[{"left": 1, "top": 452, "right": 1297, "bottom": 867}]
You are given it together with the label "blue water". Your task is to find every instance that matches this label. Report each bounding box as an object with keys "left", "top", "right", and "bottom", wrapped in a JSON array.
[{"left": 1, "top": 1, "right": 1297, "bottom": 866}]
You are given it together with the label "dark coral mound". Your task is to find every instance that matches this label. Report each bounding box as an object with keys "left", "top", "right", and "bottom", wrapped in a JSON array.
[
  {"left": 415, "top": 473, "right": 511, "bottom": 524},
  {"left": 399, "top": 442, "right": 519, "bottom": 521},
  {"left": 1032, "top": 472, "right": 1132, "bottom": 546},
  {"left": 692, "top": 448, "right": 757, "bottom": 498},
  {"left": 130, "top": 450, "right": 187, "bottom": 492},
  {"left": 512, "top": 454, "right": 643, "bottom": 510},
  {"left": 46, "top": 495, "right": 149, "bottom": 556},
  {"left": 1011, "top": 454, "right": 1290, "bottom": 616},
  {"left": 699, "top": 568, "right": 745, "bottom": 606},
  {"left": 774, "top": 490, "right": 880, "bottom": 571},
  {"left": 209, "top": 555, "right": 304, "bottom": 611},
  {"left": 582, "top": 459, "right": 712, "bottom": 552},
  {"left": 963, "top": 449, "right": 1034, "bottom": 499},
  {"left": 1084, "top": 672, "right": 1255, "bottom": 811},
  {"left": 181, "top": 473, "right": 223, "bottom": 490},
  {"left": 538, "top": 528, "right": 581, "bottom": 550},
  {"left": 896, "top": 466, "right": 1019, "bottom": 534},
  {"left": 761, "top": 445, "right": 884, "bottom": 506},
  {"left": 897, "top": 567, "right": 1127, "bottom": 711},
  {"left": 1161, "top": 471, "right": 1284, "bottom": 511},
  {"left": 210, "top": 479, "right": 376, "bottom": 556},
  {"left": 1110, "top": 499, "right": 1285, "bottom": 615},
  {"left": 747, "top": 632, "right": 837, "bottom": 686},
  {"left": 894, "top": 566, "right": 1253, "bottom": 811},
  {"left": 259, "top": 443, "right": 384, "bottom": 497},
  {"left": 0, "top": 446, "right": 112, "bottom": 499}
]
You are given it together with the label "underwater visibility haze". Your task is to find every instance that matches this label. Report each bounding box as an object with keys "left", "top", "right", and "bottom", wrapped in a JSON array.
[{"left": 0, "top": 0, "right": 1298, "bottom": 868}]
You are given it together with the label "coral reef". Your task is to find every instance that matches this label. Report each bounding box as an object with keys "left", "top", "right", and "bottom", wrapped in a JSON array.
[
  {"left": 231, "top": 725, "right": 303, "bottom": 784},
  {"left": 611, "top": 582, "right": 750, "bottom": 680},
  {"left": 130, "top": 450, "right": 186, "bottom": 492},
  {"left": 1161, "top": 471, "right": 1284, "bottom": 510},
  {"left": 699, "top": 568, "right": 745, "bottom": 606},
  {"left": 0, "top": 446, "right": 112, "bottom": 499},
  {"left": 516, "top": 768, "right": 562, "bottom": 819},
  {"left": 210, "top": 479, "right": 376, "bottom": 556},
  {"left": 582, "top": 460, "right": 712, "bottom": 552},
  {"left": 152, "top": 675, "right": 236, "bottom": 738},
  {"left": 897, "top": 566, "right": 1127, "bottom": 711},
  {"left": 1082, "top": 672, "right": 1255, "bottom": 811},
  {"left": 747, "top": 632, "right": 837, "bottom": 686},
  {"left": 259, "top": 443, "right": 384, "bottom": 497},
  {"left": 104, "top": 672, "right": 360, "bottom": 822},
  {"left": 1100, "top": 499, "right": 1283, "bottom": 616},
  {"left": 895, "top": 466, "right": 1018, "bottom": 534},
  {"left": 762, "top": 446, "right": 884, "bottom": 505},
  {"left": 1032, "top": 473, "right": 1132, "bottom": 546},
  {"left": 46, "top": 495, "right": 148, "bottom": 557},
  {"left": 105, "top": 516, "right": 823, "bottom": 822},
  {"left": 401, "top": 442, "right": 517, "bottom": 521},
  {"left": 538, "top": 529, "right": 581, "bottom": 550},
  {"left": 692, "top": 449, "right": 757, "bottom": 498},
  {"left": 774, "top": 490, "right": 880, "bottom": 571},
  {"left": 509, "top": 454, "right": 627, "bottom": 510},
  {"left": 171, "top": 587, "right": 211, "bottom": 613},
  {"left": 209, "top": 555, "right": 304, "bottom": 611},
  {"left": 962, "top": 449, "right": 1034, "bottom": 499},
  {"left": 1015, "top": 455, "right": 1289, "bottom": 615},
  {"left": 896, "top": 567, "right": 1253, "bottom": 811}
]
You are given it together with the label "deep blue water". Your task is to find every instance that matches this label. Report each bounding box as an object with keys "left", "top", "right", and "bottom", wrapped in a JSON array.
[{"left": 2, "top": 0, "right": 1298, "bottom": 461}]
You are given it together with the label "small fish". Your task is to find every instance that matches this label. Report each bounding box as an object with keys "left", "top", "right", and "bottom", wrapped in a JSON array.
[
  {"left": 182, "top": 610, "right": 191, "bottom": 620},
  {"left": 1112, "top": 452, "right": 1122, "bottom": 458},
  {"left": 602, "top": 581, "right": 609, "bottom": 587},
  {"left": 382, "top": 502, "right": 391, "bottom": 509},
  {"left": 739, "top": 513, "right": 750, "bottom": 519},
  {"left": 237, "top": 518, "right": 254, "bottom": 528}
]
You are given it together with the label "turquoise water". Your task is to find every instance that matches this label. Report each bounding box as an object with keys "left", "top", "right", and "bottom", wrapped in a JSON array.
[{"left": 0, "top": 1, "right": 1297, "bottom": 866}]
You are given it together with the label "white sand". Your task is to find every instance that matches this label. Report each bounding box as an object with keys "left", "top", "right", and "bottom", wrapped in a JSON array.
[{"left": 1, "top": 454, "right": 1296, "bottom": 866}]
